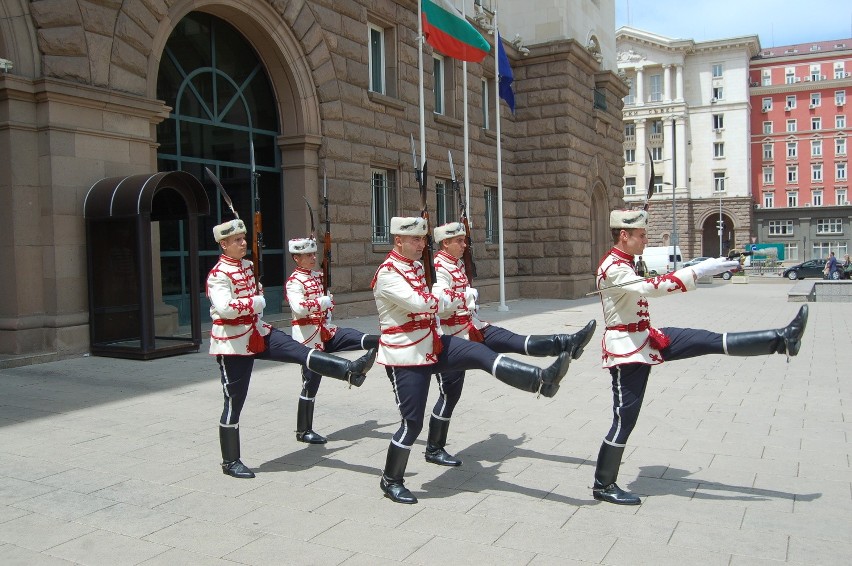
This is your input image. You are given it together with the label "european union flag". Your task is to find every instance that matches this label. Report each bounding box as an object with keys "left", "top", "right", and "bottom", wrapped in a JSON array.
[{"left": 497, "top": 33, "right": 515, "bottom": 113}]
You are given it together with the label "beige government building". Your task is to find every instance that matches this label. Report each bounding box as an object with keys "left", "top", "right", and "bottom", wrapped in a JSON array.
[{"left": 0, "top": 0, "right": 626, "bottom": 364}]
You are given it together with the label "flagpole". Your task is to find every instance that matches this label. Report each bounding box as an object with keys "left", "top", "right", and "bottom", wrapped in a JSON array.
[
  {"left": 494, "top": 4, "right": 507, "bottom": 312},
  {"left": 461, "top": 1, "right": 471, "bottom": 228},
  {"left": 417, "top": 0, "right": 426, "bottom": 183}
]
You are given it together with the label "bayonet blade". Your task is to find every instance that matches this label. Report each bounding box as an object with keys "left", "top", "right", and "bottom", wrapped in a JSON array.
[{"left": 204, "top": 166, "right": 239, "bottom": 219}]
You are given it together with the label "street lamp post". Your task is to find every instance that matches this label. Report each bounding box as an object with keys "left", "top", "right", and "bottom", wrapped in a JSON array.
[
  {"left": 671, "top": 117, "right": 678, "bottom": 270},
  {"left": 718, "top": 196, "right": 724, "bottom": 256}
]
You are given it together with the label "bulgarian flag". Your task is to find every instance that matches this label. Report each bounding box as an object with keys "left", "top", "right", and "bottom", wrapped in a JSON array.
[{"left": 421, "top": 0, "right": 491, "bottom": 63}]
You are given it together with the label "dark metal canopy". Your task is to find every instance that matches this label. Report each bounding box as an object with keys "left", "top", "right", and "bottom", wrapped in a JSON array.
[{"left": 84, "top": 171, "right": 210, "bottom": 219}]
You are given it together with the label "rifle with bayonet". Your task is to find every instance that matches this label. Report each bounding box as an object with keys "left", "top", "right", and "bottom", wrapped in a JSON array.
[
  {"left": 411, "top": 134, "right": 435, "bottom": 286},
  {"left": 321, "top": 171, "right": 332, "bottom": 293},
  {"left": 250, "top": 140, "right": 264, "bottom": 292},
  {"left": 448, "top": 150, "right": 476, "bottom": 282}
]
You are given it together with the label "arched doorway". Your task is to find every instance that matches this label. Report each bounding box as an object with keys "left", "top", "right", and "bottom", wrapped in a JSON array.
[
  {"left": 590, "top": 183, "right": 610, "bottom": 272},
  {"left": 702, "top": 213, "right": 735, "bottom": 256},
  {"left": 156, "top": 12, "right": 283, "bottom": 324}
]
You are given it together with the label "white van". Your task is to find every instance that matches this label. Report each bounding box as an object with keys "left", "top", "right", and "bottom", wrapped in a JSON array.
[{"left": 639, "top": 246, "right": 683, "bottom": 275}]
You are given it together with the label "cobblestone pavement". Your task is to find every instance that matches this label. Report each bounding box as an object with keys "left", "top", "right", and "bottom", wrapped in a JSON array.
[{"left": 1, "top": 279, "right": 849, "bottom": 565}]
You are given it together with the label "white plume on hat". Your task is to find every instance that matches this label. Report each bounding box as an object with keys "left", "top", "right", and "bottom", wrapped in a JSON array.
[
  {"left": 390, "top": 217, "right": 428, "bottom": 236},
  {"left": 610, "top": 209, "right": 648, "bottom": 229},
  {"left": 433, "top": 222, "right": 466, "bottom": 243},
  {"left": 288, "top": 238, "right": 318, "bottom": 254},
  {"left": 213, "top": 219, "right": 247, "bottom": 242}
]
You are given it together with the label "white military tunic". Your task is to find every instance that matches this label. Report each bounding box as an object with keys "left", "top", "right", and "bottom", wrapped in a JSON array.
[
  {"left": 371, "top": 250, "right": 441, "bottom": 366},
  {"left": 207, "top": 255, "right": 269, "bottom": 355},
  {"left": 596, "top": 247, "right": 697, "bottom": 367},
  {"left": 285, "top": 267, "right": 335, "bottom": 349},
  {"left": 432, "top": 250, "right": 487, "bottom": 340}
]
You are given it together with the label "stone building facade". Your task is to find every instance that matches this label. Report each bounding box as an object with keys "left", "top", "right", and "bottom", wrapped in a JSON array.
[{"left": 0, "top": 0, "right": 625, "bottom": 363}]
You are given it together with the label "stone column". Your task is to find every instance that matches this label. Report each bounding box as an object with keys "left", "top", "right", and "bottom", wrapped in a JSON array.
[
  {"left": 663, "top": 64, "right": 672, "bottom": 102},
  {"left": 635, "top": 118, "right": 647, "bottom": 190},
  {"left": 675, "top": 65, "right": 684, "bottom": 102},
  {"left": 635, "top": 67, "right": 644, "bottom": 106}
]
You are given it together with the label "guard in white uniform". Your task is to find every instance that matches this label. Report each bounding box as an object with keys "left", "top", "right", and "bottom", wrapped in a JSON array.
[
  {"left": 286, "top": 237, "right": 380, "bottom": 444},
  {"left": 208, "top": 219, "right": 376, "bottom": 479},
  {"left": 372, "top": 217, "right": 574, "bottom": 504},
  {"left": 593, "top": 209, "right": 808, "bottom": 505},
  {"left": 426, "top": 222, "right": 597, "bottom": 466}
]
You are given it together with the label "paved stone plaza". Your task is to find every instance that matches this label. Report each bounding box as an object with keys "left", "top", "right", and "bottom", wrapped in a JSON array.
[{"left": 1, "top": 280, "right": 850, "bottom": 565}]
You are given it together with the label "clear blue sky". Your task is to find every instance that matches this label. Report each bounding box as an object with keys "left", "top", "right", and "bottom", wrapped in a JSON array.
[{"left": 616, "top": 0, "right": 852, "bottom": 48}]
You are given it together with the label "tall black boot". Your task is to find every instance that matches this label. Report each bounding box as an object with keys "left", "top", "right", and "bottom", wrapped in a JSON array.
[
  {"left": 525, "top": 320, "right": 597, "bottom": 359},
  {"left": 380, "top": 444, "right": 418, "bottom": 504},
  {"left": 220, "top": 425, "right": 255, "bottom": 479},
  {"left": 492, "top": 352, "right": 571, "bottom": 398},
  {"left": 725, "top": 305, "right": 808, "bottom": 358},
  {"left": 425, "top": 417, "right": 461, "bottom": 466},
  {"left": 296, "top": 398, "right": 327, "bottom": 444},
  {"left": 592, "top": 443, "right": 640, "bottom": 505},
  {"left": 306, "top": 348, "right": 377, "bottom": 387},
  {"left": 361, "top": 334, "right": 380, "bottom": 350}
]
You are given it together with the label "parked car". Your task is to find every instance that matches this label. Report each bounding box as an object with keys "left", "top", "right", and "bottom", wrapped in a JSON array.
[
  {"left": 783, "top": 259, "right": 829, "bottom": 280},
  {"left": 715, "top": 265, "right": 743, "bottom": 280}
]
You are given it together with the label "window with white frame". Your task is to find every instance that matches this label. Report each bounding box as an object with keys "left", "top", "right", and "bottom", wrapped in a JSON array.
[
  {"left": 651, "top": 146, "right": 663, "bottom": 161},
  {"left": 786, "top": 95, "right": 796, "bottom": 109},
  {"left": 481, "top": 78, "right": 490, "bottom": 129},
  {"left": 784, "top": 242, "right": 799, "bottom": 261},
  {"left": 625, "top": 123, "right": 636, "bottom": 137},
  {"left": 712, "top": 63, "right": 723, "bottom": 78},
  {"left": 837, "top": 91, "right": 847, "bottom": 106},
  {"left": 649, "top": 74, "right": 662, "bottom": 102},
  {"left": 837, "top": 188, "right": 848, "bottom": 205},
  {"left": 762, "top": 97, "right": 772, "bottom": 111},
  {"left": 787, "top": 191, "right": 798, "bottom": 207},
  {"left": 712, "top": 114, "right": 724, "bottom": 129},
  {"left": 814, "top": 241, "right": 848, "bottom": 258},
  {"left": 812, "top": 139, "right": 822, "bottom": 156},
  {"left": 435, "top": 179, "right": 457, "bottom": 224},
  {"left": 763, "top": 191, "right": 775, "bottom": 208},
  {"left": 763, "top": 143, "right": 774, "bottom": 159},
  {"left": 713, "top": 172, "right": 726, "bottom": 192},
  {"left": 371, "top": 167, "right": 397, "bottom": 243},
  {"left": 762, "top": 69, "right": 771, "bottom": 86},
  {"left": 433, "top": 55, "right": 445, "bottom": 114},
  {"left": 835, "top": 62, "right": 846, "bottom": 79},
  {"left": 653, "top": 175, "right": 663, "bottom": 194},
  {"left": 787, "top": 119, "right": 797, "bottom": 132},
  {"left": 484, "top": 186, "right": 499, "bottom": 244},
  {"left": 763, "top": 166, "right": 774, "bottom": 184},
  {"left": 812, "top": 116, "right": 822, "bottom": 130},
  {"left": 837, "top": 115, "right": 846, "bottom": 128},
  {"left": 812, "top": 190, "right": 823, "bottom": 206},
  {"left": 837, "top": 138, "right": 847, "bottom": 155},
  {"left": 810, "top": 64, "right": 821, "bottom": 81},
  {"left": 624, "top": 177, "right": 637, "bottom": 196},
  {"left": 769, "top": 219, "right": 794, "bottom": 234},
  {"left": 810, "top": 93, "right": 821, "bottom": 107},
  {"left": 817, "top": 218, "right": 842, "bottom": 233},
  {"left": 813, "top": 164, "right": 823, "bottom": 182},
  {"left": 712, "top": 86, "right": 724, "bottom": 100},
  {"left": 763, "top": 121, "right": 773, "bottom": 134},
  {"left": 787, "top": 141, "right": 798, "bottom": 158},
  {"left": 368, "top": 24, "right": 386, "bottom": 94},
  {"left": 785, "top": 67, "right": 795, "bottom": 84},
  {"left": 625, "top": 148, "right": 635, "bottom": 163},
  {"left": 651, "top": 120, "right": 663, "bottom": 134},
  {"left": 714, "top": 142, "right": 725, "bottom": 158},
  {"left": 838, "top": 162, "right": 847, "bottom": 180},
  {"left": 787, "top": 165, "right": 798, "bottom": 183},
  {"left": 367, "top": 22, "right": 397, "bottom": 96}
]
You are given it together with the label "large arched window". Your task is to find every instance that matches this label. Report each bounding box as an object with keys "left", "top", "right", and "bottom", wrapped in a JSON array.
[{"left": 156, "top": 12, "right": 283, "bottom": 323}]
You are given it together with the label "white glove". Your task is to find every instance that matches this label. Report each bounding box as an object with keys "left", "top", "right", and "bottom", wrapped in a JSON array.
[
  {"left": 691, "top": 257, "right": 740, "bottom": 279},
  {"left": 252, "top": 294, "right": 266, "bottom": 314},
  {"left": 318, "top": 295, "right": 334, "bottom": 311},
  {"left": 465, "top": 287, "right": 479, "bottom": 311}
]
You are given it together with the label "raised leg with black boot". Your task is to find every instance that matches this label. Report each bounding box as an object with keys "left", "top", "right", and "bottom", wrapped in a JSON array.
[
  {"left": 305, "top": 348, "right": 376, "bottom": 387},
  {"left": 220, "top": 425, "right": 255, "bottom": 479},
  {"left": 593, "top": 442, "right": 640, "bottom": 505},
  {"left": 381, "top": 443, "right": 418, "bottom": 504},
  {"left": 491, "top": 352, "right": 572, "bottom": 397},
  {"left": 524, "top": 320, "right": 597, "bottom": 358},
  {"left": 725, "top": 305, "right": 808, "bottom": 358}
]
